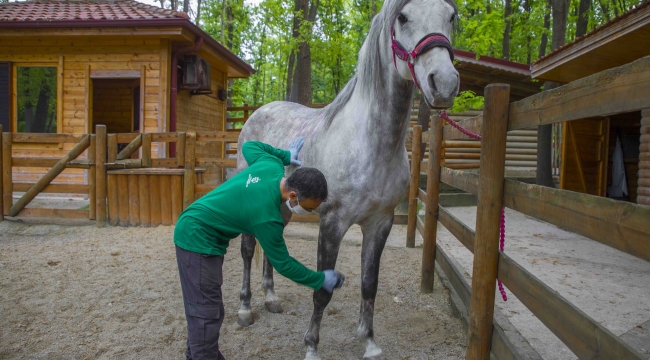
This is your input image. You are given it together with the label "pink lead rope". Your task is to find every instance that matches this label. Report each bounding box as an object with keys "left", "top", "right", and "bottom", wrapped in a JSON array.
[{"left": 439, "top": 111, "right": 507, "bottom": 302}]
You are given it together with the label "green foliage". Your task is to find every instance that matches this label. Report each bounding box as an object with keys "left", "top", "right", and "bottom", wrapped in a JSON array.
[
  {"left": 16, "top": 67, "right": 57, "bottom": 133},
  {"left": 193, "top": 0, "right": 644, "bottom": 106},
  {"left": 450, "top": 90, "right": 484, "bottom": 113}
]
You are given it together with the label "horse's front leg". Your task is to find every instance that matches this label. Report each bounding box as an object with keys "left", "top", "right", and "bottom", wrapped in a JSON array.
[
  {"left": 238, "top": 233, "right": 256, "bottom": 326},
  {"left": 261, "top": 203, "right": 292, "bottom": 313},
  {"left": 304, "top": 213, "right": 350, "bottom": 360},
  {"left": 358, "top": 212, "right": 394, "bottom": 359}
]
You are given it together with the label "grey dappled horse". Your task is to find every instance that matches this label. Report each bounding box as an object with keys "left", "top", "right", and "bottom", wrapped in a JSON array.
[{"left": 236, "top": 0, "right": 459, "bottom": 358}]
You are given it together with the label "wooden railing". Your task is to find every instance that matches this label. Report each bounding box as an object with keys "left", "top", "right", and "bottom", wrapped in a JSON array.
[{"left": 407, "top": 55, "right": 650, "bottom": 359}]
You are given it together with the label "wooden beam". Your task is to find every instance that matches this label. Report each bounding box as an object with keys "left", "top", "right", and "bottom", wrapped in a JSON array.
[
  {"left": 142, "top": 133, "right": 152, "bottom": 167},
  {"left": 442, "top": 114, "right": 484, "bottom": 143},
  {"left": 85, "top": 64, "right": 92, "bottom": 134},
  {"left": 195, "top": 158, "right": 238, "bottom": 168},
  {"left": 116, "top": 134, "right": 142, "bottom": 160},
  {"left": 498, "top": 253, "right": 646, "bottom": 359},
  {"left": 90, "top": 69, "right": 140, "bottom": 79},
  {"left": 11, "top": 133, "right": 88, "bottom": 144},
  {"left": 9, "top": 135, "right": 90, "bottom": 217},
  {"left": 421, "top": 114, "right": 444, "bottom": 293},
  {"left": 440, "top": 167, "right": 479, "bottom": 194},
  {"left": 96, "top": 125, "right": 107, "bottom": 227},
  {"left": 502, "top": 179, "right": 650, "bottom": 262},
  {"left": 89, "top": 135, "right": 96, "bottom": 220},
  {"left": 438, "top": 205, "right": 475, "bottom": 253},
  {"left": 407, "top": 125, "right": 423, "bottom": 248},
  {"left": 176, "top": 132, "right": 186, "bottom": 167},
  {"left": 509, "top": 55, "right": 650, "bottom": 131},
  {"left": 11, "top": 208, "right": 90, "bottom": 220},
  {"left": 467, "top": 84, "right": 510, "bottom": 359},
  {"left": 196, "top": 131, "right": 240, "bottom": 142},
  {"left": 12, "top": 183, "right": 89, "bottom": 194},
  {"left": 183, "top": 131, "right": 196, "bottom": 210}
]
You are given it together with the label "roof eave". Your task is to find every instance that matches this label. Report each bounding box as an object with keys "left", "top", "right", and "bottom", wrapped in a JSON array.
[{"left": 0, "top": 18, "right": 256, "bottom": 77}]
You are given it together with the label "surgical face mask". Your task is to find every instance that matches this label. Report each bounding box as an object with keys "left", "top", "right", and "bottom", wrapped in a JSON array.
[{"left": 286, "top": 198, "right": 311, "bottom": 215}]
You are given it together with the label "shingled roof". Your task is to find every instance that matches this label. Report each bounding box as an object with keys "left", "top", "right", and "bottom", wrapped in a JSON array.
[{"left": 0, "top": 0, "right": 189, "bottom": 22}]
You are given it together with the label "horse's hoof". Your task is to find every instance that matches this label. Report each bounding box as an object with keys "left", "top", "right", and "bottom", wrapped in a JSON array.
[
  {"left": 265, "top": 300, "right": 283, "bottom": 313},
  {"left": 237, "top": 310, "right": 254, "bottom": 327},
  {"left": 363, "top": 341, "right": 383, "bottom": 359},
  {"left": 304, "top": 349, "right": 320, "bottom": 360}
]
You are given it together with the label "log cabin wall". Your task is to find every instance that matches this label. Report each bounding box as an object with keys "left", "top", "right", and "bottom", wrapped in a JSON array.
[
  {"left": 92, "top": 79, "right": 139, "bottom": 134},
  {"left": 639, "top": 109, "right": 650, "bottom": 205},
  {"left": 0, "top": 36, "right": 166, "bottom": 186},
  {"left": 607, "top": 112, "right": 641, "bottom": 203},
  {"left": 176, "top": 70, "right": 227, "bottom": 185}
]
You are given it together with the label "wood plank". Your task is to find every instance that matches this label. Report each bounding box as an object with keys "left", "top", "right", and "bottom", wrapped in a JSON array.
[
  {"left": 89, "top": 135, "right": 96, "bottom": 220},
  {"left": 440, "top": 167, "right": 479, "bottom": 194},
  {"left": 171, "top": 175, "right": 182, "bottom": 225},
  {"left": 195, "top": 184, "right": 218, "bottom": 194},
  {"left": 195, "top": 131, "right": 240, "bottom": 142},
  {"left": 421, "top": 114, "right": 444, "bottom": 293},
  {"left": 176, "top": 132, "right": 186, "bottom": 167},
  {"left": 151, "top": 133, "right": 178, "bottom": 143},
  {"left": 138, "top": 174, "right": 150, "bottom": 228},
  {"left": 150, "top": 158, "right": 178, "bottom": 168},
  {"left": 108, "top": 168, "right": 185, "bottom": 175},
  {"left": 498, "top": 253, "right": 645, "bottom": 359},
  {"left": 9, "top": 135, "right": 90, "bottom": 217},
  {"left": 96, "top": 125, "right": 107, "bottom": 227},
  {"left": 149, "top": 175, "right": 162, "bottom": 226},
  {"left": 195, "top": 158, "right": 238, "bottom": 168},
  {"left": 418, "top": 188, "right": 426, "bottom": 203},
  {"left": 128, "top": 175, "right": 140, "bottom": 226},
  {"left": 12, "top": 208, "right": 89, "bottom": 220},
  {"left": 466, "top": 84, "right": 510, "bottom": 360},
  {"left": 107, "top": 134, "right": 118, "bottom": 163},
  {"left": 12, "top": 183, "right": 88, "bottom": 194},
  {"left": 502, "top": 180, "right": 650, "bottom": 262},
  {"left": 2, "top": 133, "right": 12, "bottom": 215},
  {"left": 407, "top": 125, "right": 423, "bottom": 248},
  {"left": 509, "top": 56, "right": 650, "bottom": 131},
  {"left": 12, "top": 133, "right": 86, "bottom": 143},
  {"left": 160, "top": 175, "right": 172, "bottom": 226},
  {"left": 90, "top": 69, "right": 140, "bottom": 79},
  {"left": 142, "top": 133, "right": 152, "bottom": 167},
  {"left": 438, "top": 205, "right": 475, "bottom": 253},
  {"left": 117, "top": 174, "right": 129, "bottom": 226},
  {"left": 116, "top": 134, "right": 142, "bottom": 160},
  {"left": 183, "top": 131, "right": 196, "bottom": 210},
  {"left": 107, "top": 174, "right": 118, "bottom": 226}
]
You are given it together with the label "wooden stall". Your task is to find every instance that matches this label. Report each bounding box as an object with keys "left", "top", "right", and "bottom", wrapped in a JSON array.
[
  {"left": 531, "top": 1, "right": 650, "bottom": 204},
  {"left": 0, "top": 0, "right": 255, "bottom": 202},
  {"left": 407, "top": 53, "right": 650, "bottom": 359}
]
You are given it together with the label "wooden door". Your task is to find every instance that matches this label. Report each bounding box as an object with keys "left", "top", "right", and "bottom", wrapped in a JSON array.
[{"left": 560, "top": 117, "right": 610, "bottom": 196}]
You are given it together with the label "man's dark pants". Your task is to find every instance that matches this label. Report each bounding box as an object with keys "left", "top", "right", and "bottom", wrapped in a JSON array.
[{"left": 176, "top": 245, "right": 226, "bottom": 360}]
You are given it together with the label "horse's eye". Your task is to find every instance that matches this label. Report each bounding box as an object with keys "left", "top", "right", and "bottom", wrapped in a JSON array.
[
  {"left": 398, "top": 13, "right": 408, "bottom": 24},
  {"left": 450, "top": 14, "right": 456, "bottom": 23}
]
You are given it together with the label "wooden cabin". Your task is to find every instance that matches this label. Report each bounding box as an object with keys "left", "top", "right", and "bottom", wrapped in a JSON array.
[
  {"left": 0, "top": 0, "right": 254, "bottom": 188},
  {"left": 531, "top": 0, "right": 650, "bottom": 205}
]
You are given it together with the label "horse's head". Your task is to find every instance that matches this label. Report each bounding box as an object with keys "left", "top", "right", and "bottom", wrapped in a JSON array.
[{"left": 390, "top": 0, "right": 459, "bottom": 108}]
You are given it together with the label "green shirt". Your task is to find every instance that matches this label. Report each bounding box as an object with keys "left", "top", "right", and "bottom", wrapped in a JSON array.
[{"left": 174, "top": 141, "right": 324, "bottom": 290}]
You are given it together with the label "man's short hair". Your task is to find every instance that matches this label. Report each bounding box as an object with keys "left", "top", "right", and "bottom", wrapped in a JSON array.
[{"left": 286, "top": 167, "right": 328, "bottom": 201}]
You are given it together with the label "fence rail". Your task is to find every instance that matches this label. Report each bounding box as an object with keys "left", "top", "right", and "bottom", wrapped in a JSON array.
[{"left": 407, "top": 63, "right": 650, "bottom": 358}]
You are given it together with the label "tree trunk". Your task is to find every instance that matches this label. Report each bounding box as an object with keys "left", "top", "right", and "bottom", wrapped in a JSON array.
[
  {"left": 539, "top": 0, "right": 551, "bottom": 57},
  {"left": 286, "top": 51, "right": 295, "bottom": 100},
  {"left": 288, "top": 0, "right": 319, "bottom": 106},
  {"left": 221, "top": 0, "right": 227, "bottom": 44},
  {"left": 537, "top": 0, "right": 570, "bottom": 188},
  {"left": 196, "top": 0, "right": 202, "bottom": 23},
  {"left": 576, "top": 0, "right": 591, "bottom": 37},
  {"left": 525, "top": 0, "right": 532, "bottom": 64},
  {"left": 502, "top": 0, "right": 512, "bottom": 60},
  {"left": 183, "top": 0, "right": 189, "bottom": 14},
  {"left": 32, "top": 86, "right": 51, "bottom": 133}
]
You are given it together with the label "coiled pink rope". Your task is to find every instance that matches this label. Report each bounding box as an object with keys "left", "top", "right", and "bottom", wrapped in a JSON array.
[{"left": 439, "top": 111, "right": 507, "bottom": 302}]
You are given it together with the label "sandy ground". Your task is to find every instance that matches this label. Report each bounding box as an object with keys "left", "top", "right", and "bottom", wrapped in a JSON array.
[
  {"left": 0, "top": 218, "right": 466, "bottom": 360},
  {"left": 436, "top": 207, "right": 650, "bottom": 360}
]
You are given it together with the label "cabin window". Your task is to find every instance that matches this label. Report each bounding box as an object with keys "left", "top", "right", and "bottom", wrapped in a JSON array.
[{"left": 15, "top": 66, "right": 58, "bottom": 133}]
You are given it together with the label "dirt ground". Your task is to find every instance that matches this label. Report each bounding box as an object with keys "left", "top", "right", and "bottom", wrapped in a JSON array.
[{"left": 0, "top": 217, "right": 466, "bottom": 360}]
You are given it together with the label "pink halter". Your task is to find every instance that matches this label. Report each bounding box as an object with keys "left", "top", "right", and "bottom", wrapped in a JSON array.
[{"left": 391, "top": 27, "right": 454, "bottom": 91}]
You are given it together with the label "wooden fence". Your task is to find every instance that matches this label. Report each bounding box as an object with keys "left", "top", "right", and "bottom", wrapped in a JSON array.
[{"left": 407, "top": 55, "right": 650, "bottom": 359}]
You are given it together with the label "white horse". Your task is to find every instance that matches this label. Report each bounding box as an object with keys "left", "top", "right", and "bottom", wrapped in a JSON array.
[{"left": 236, "top": 0, "right": 459, "bottom": 358}]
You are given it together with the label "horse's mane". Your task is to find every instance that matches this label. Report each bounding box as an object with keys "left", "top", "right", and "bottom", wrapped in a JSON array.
[{"left": 321, "top": 0, "right": 458, "bottom": 129}]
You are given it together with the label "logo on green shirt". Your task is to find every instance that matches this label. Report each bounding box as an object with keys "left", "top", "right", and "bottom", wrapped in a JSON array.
[{"left": 246, "top": 173, "right": 261, "bottom": 187}]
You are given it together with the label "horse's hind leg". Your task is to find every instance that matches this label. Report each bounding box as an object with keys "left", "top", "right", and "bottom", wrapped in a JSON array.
[
  {"left": 358, "top": 213, "right": 394, "bottom": 359},
  {"left": 304, "top": 214, "right": 349, "bottom": 360},
  {"left": 238, "top": 233, "right": 256, "bottom": 327},
  {"left": 261, "top": 203, "right": 291, "bottom": 313}
]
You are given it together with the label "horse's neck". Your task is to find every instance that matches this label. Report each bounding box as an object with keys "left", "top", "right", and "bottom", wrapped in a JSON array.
[{"left": 349, "top": 30, "right": 414, "bottom": 155}]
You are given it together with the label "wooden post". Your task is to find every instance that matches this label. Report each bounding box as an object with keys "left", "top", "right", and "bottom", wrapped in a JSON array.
[
  {"left": 117, "top": 174, "right": 129, "bottom": 226},
  {"left": 406, "top": 125, "right": 423, "bottom": 248},
  {"left": 96, "top": 125, "right": 107, "bottom": 227},
  {"left": 421, "top": 114, "right": 444, "bottom": 293},
  {"left": 128, "top": 175, "right": 140, "bottom": 226},
  {"left": 107, "top": 134, "right": 117, "bottom": 163},
  {"left": 149, "top": 175, "right": 162, "bottom": 226},
  {"left": 107, "top": 173, "right": 118, "bottom": 226},
  {"left": 183, "top": 131, "right": 197, "bottom": 209},
  {"left": 171, "top": 175, "right": 182, "bottom": 224},
  {"left": 142, "top": 133, "right": 152, "bottom": 168},
  {"left": 466, "top": 84, "right": 511, "bottom": 359},
  {"left": 3, "top": 132, "right": 12, "bottom": 215},
  {"left": 139, "top": 174, "right": 150, "bottom": 227},
  {"left": 9, "top": 135, "right": 91, "bottom": 217},
  {"left": 116, "top": 134, "right": 142, "bottom": 160},
  {"left": 244, "top": 103, "right": 249, "bottom": 123},
  {"left": 160, "top": 175, "right": 172, "bottom": 225},
  {"left": 0, "top": 125, "right": 3, "bottom": 222},
  {"left": 89, "top": 135, "right": 96, "bottom": 220},
  {"left": 176, "top": 132, "right": 186, "bottom": 167}
]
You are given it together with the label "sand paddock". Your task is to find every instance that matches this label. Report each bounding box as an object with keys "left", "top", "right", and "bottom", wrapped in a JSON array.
[{"left": 0, "top": 218, "right": 465, "bottom": 359}]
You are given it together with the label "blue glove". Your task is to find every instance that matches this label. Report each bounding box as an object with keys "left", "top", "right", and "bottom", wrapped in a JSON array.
[
  {"left": 322, "top": 269, "right": 345, "bottom": 293},
  {"left": 289, "top": 137, "right": 304, "bottom": 166}
]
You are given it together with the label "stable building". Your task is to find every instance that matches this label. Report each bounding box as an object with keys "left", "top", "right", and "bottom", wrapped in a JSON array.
[{"left": 0, "top": 0, "right": 254, "bottom": 186}]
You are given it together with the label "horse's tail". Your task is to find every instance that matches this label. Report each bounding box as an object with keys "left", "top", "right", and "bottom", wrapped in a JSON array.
[{"left": 253, "top": 239, "right": 263, "bottom": 270}]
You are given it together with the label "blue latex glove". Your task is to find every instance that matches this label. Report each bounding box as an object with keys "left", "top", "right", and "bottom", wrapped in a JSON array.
[
  {"left": 322, "top": 269, "right": 345, "bottom": 293},
  {"left": 289, "top": 137, "right": 304, "bottom": 166}
]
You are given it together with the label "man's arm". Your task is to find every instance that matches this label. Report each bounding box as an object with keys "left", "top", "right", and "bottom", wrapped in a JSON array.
[
  {"left": 251, "top": 221, "right": 325, "bottom": 290},
  {"left": 242, "top": 141, "right": 291, "bottom": 167}
]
